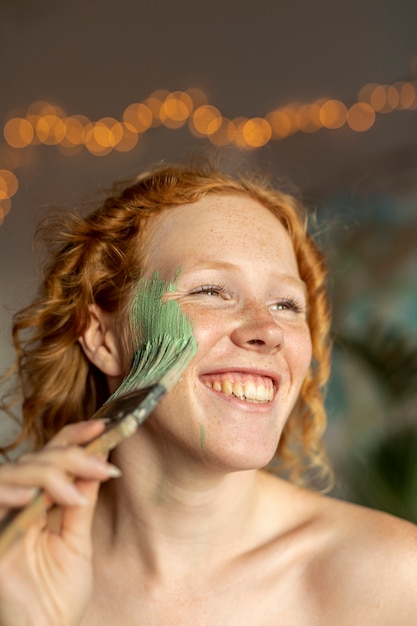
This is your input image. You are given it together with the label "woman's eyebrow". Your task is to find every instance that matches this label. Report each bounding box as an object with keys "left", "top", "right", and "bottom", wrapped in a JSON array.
[{"left": 191, "top": 259, "right": 239, "bottom": 272}]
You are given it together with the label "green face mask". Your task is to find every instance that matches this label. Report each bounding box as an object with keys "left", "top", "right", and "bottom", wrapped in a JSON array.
[{"left": 111, "top": 271, "right": 197, "bottom": 398}]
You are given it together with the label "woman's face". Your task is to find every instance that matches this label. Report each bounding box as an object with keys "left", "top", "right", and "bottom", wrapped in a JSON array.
[{"left": 139, "top": 193, "right": 312, "bottom": 472}]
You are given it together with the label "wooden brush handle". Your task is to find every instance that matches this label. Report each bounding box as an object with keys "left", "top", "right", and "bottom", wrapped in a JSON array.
[
  {"left": 0, "top": 414, "right": 138, "bottom": 558},
  {"left": 0, "top": 359, "right": 181, "bottom": 558}
]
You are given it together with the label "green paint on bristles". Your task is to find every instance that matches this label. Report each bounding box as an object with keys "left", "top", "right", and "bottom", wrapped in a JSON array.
[{"left": 109, "top": 271, "right": 197, "bottom": 400}]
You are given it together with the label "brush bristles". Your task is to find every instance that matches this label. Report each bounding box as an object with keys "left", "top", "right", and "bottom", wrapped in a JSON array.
[
  {"left": 110, "top": 336, "right": 196, "bottom": 400},
  {"left": 107, "top": 272, "right": 198, "bottom": 402}
]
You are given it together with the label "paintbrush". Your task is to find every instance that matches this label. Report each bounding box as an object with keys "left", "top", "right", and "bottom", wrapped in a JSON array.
[{"left": 0, "top": 272, "right": 197, "bottom": 557}]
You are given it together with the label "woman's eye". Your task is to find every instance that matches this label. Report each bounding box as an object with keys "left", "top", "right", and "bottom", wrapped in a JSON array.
[
  {"left": 272, "top": 298, "right": 305, "bottom": 313},
  {"left": 194, "top": 285, "right": 226, "bottom": 297},
  {"left": 190, "top": 284, "right": 230, "bottom": 298}
]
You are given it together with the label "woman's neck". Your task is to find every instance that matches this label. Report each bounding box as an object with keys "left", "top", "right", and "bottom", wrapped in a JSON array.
[{"left": 93, "top": 438, "right": 269, "bottom": 581}]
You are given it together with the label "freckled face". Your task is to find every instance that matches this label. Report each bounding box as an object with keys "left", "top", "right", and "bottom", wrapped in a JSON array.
[{"left": 139, "top": 193, "right": 312, "bottom": 472}]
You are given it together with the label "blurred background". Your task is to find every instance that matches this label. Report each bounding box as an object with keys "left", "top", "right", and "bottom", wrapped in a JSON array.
[{"left": 1, "top": 0, "right": 417, "bottom": 520}]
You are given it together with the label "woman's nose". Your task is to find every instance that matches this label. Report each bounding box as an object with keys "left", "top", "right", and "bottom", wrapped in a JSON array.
[{"left": 230, "top": 303, "right": 284, "bottom": 353}]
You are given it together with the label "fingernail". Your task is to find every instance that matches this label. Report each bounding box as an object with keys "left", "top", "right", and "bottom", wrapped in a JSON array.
[
  {"left": 65, "top": 483, "right": 89, "bottom": 506},
  {"left": 107, "top": 464, "right": 122, "bottom": 478}
]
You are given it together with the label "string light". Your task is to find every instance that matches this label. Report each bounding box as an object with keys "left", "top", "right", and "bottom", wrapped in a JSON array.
[{"left": 1, "top": 75, "right": 416, "bottom": 225}]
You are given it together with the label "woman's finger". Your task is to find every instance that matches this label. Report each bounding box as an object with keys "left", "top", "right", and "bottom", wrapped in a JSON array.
[
  {"left": 0, "top": 444, "right": 121, "bottom": 509},
  {"left": 59, "top": 478, "right": 102, "bottom": 559},
  {"left": 45, "top": 419, "right": 107, "bottom": 448},
  {"left": 0, "top": 484, "right": 38, "bottom": 510}
]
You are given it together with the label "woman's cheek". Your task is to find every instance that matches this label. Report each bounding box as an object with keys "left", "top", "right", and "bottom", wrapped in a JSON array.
[
  {"left": 185, "top": 306, "right": 230, "bottom": 350},
  {"left": 292, "top": 324, "right": 313, "bottom": 374}
]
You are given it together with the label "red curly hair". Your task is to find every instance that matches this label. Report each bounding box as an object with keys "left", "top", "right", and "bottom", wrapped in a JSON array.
[{"left": 0, "top": 161, "right": 332, "bottom": 486}]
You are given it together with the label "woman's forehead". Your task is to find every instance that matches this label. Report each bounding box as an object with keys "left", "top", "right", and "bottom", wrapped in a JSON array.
[
  {"left": 142, "top": 193, "right": 300, "bottom": 278},
  {"left": 146, "top": 193, "right": 289, "bottom": 245}
]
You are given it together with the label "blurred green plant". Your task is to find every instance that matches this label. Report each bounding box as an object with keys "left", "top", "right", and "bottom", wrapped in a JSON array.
[{"left": 331, "top": 323, "right": 417, "bottom": 522}]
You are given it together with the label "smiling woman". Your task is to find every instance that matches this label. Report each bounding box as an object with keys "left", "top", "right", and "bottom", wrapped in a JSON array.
[{"left": 0, "top": 160, "right": 416, "bottom": 625}]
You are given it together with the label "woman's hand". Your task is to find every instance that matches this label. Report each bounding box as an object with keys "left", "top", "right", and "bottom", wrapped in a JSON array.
[{"left": 0, "top": 420, "right": 120, "bottom": 626}]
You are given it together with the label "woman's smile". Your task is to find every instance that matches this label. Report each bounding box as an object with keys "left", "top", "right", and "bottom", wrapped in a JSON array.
[{"left": 200, "top": 371, "right": 276, "bottom": 404}]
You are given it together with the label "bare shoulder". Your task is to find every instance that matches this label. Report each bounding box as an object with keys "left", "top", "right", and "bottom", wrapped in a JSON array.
[
  {"left": 307, "top": 491, "right": 417, "bottom": 623},
  {"left": 258, "top": 474, "right": 417, "bottom": 624},
  {"left": 319, "top": 492, "right": 417, "bottom": 565}
]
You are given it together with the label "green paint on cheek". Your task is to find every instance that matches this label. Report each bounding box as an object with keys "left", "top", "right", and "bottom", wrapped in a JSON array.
[{"left": 111, "top": 270, "right": 197, "bottom": 397}]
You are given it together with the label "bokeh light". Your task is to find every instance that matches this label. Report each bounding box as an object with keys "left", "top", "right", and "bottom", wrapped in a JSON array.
[
  {"left": 208, "top": 117, "right": 236, "bottom": 146},
  {"left": 4, "top": 117, "right": 34, "bottom": 148},
  {"left": 0, "top": 170, "right": 18, "bottom": 200},
  {"left": 61, "top": 115, "right": 90, "bottom": 147},
  {"left": 160, "top": 91, "right": 193, "bottom": 128},
  {"left": 232, "top": 117, "right": 249, "bottom": 148},
  {"left": 0, "top": 198, "right": 11, "bottom": 225},
  {"left": 369, "top": 85, "right": 395, "bottom": 114},
  {"left": 144, "top": 89, "right": 170, "bottom": 127},
  {"left": 35, "top": 115, "right": 66, "bottom": 145},
  {"left": 397, "top": 82, "right": 417, "bottom": 109},
  {"left": 185, "top": 87, "right": 208, "bottom": 108},
  {"left": 1, "top": 72, "right": 416, "bottom": 225},
  {"left": 123, "top": 103, "right": 153, "bottom": 133},
  {"left": 113, "top": 124, "right": 139, "bottom": 152},
  {"left": 295, "top": 102, "right": 323, "bottom": 133},
  {"left": 266, "top": 109, "right": 295, "bottom": 139},
  {"left": 319, "top": 100, "right": 347, "bottom": 129},
  {"left": 347, "top": 102, "right": 376, "bottom": 131},
  {"left": 190, "top": 105, "right": 222, "bottom": 136},
  {"left": 241, "top": 117, "right": 272, "bottom": 147}
]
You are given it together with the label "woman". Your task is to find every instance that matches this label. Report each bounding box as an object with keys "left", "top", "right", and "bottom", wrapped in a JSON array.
[{"left": 0, "top": 163, "right": 416, "bottom": 625}]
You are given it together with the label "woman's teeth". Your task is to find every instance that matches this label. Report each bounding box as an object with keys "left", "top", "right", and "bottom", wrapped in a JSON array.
[{"left": 203, "top": 377, "right": 273, "bottom": 403}]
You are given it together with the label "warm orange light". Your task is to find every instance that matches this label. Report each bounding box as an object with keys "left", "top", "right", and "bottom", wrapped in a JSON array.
[
  {"left": 0, "top": 198, "right": 12, "bottom": 225},
  {"left": 319, "top": 100, "right": 347, "bottom": 129},
  {"left": 266, "top": 109, "right": 294, "bottom": 139},
  {"left": 0, "top": 169, "right": 18, "bottom": 200},
  {"left": 144, "top": 90, "right": 170, "bottom": 127},
  {"left": 190, "top": 105, "right": 222, "bottom": 136},
  {"left": 161, "top": 91, "right": 193, "bottom": 123},
  {"left": 4, "top": 117, "right": 34, "bottom": 148},
  {"left": 357, "top": 83, "right": 378, "bottom": 104},
  {"left": 84, "top": 125, "right": 112, "bottom": 156},
  {"left": 397, "top": 82, "right": 417, "bottom": 109},
  {"left": 35, "top": 115, "right": 66, "bottom": 145},
  {"left": 27, "top": 101, "right": 66, "bottom": 118},
  {"left": 24, "top": 115, "right": 41, "bottom": 144},
  {"left": 123, "top": 103, "right": 152, "bottom": 133},
  {"left": 386, "top": 85, "right": 400, "bottom": 110},
  {"left": 62, "top": 115, "right": 90, "bottom": 146},
  {"left": 347, "top": 102, "right": 376, "bottom": 131},
  {"left": 241, "top": 117, "right": 272, "bottom": 147},
  {"left": 93, "top": 117, "right": 123, "bottom": 148},
  {"left": 113, "top": 124, "right": 139, "bottom": 152},
  {"left": 185, "top": 87, "right": 208, "bottom": 108},
  {"left": 208, "top": 118, "right": 236, "bottom": 146},
  {"left": 295, "top": 103, "right": 322, "bottom": 133},
  {"left": 369, "top": 85, "right": 390, "bottom": 113},
  {"left": 1, "top": 73, "right": 416, "bottom": 175},
  {"left": 232, "top": 117, "right": 249, "bottom": 148}
]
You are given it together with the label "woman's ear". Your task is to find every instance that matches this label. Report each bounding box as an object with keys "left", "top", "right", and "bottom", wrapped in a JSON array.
[{"left": 78, "top": 305, "right": 124, "bottom": 377}]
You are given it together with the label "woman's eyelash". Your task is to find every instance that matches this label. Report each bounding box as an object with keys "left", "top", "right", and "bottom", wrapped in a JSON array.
[
  {"left": 188, "top": 286, "right": 305, "bottom": 312},
  {"left": 190, "top": 283, "right": 229, "bottom": 297},
  {"left": 273, "top": 297, "right": 305, "bottom": 313}
]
